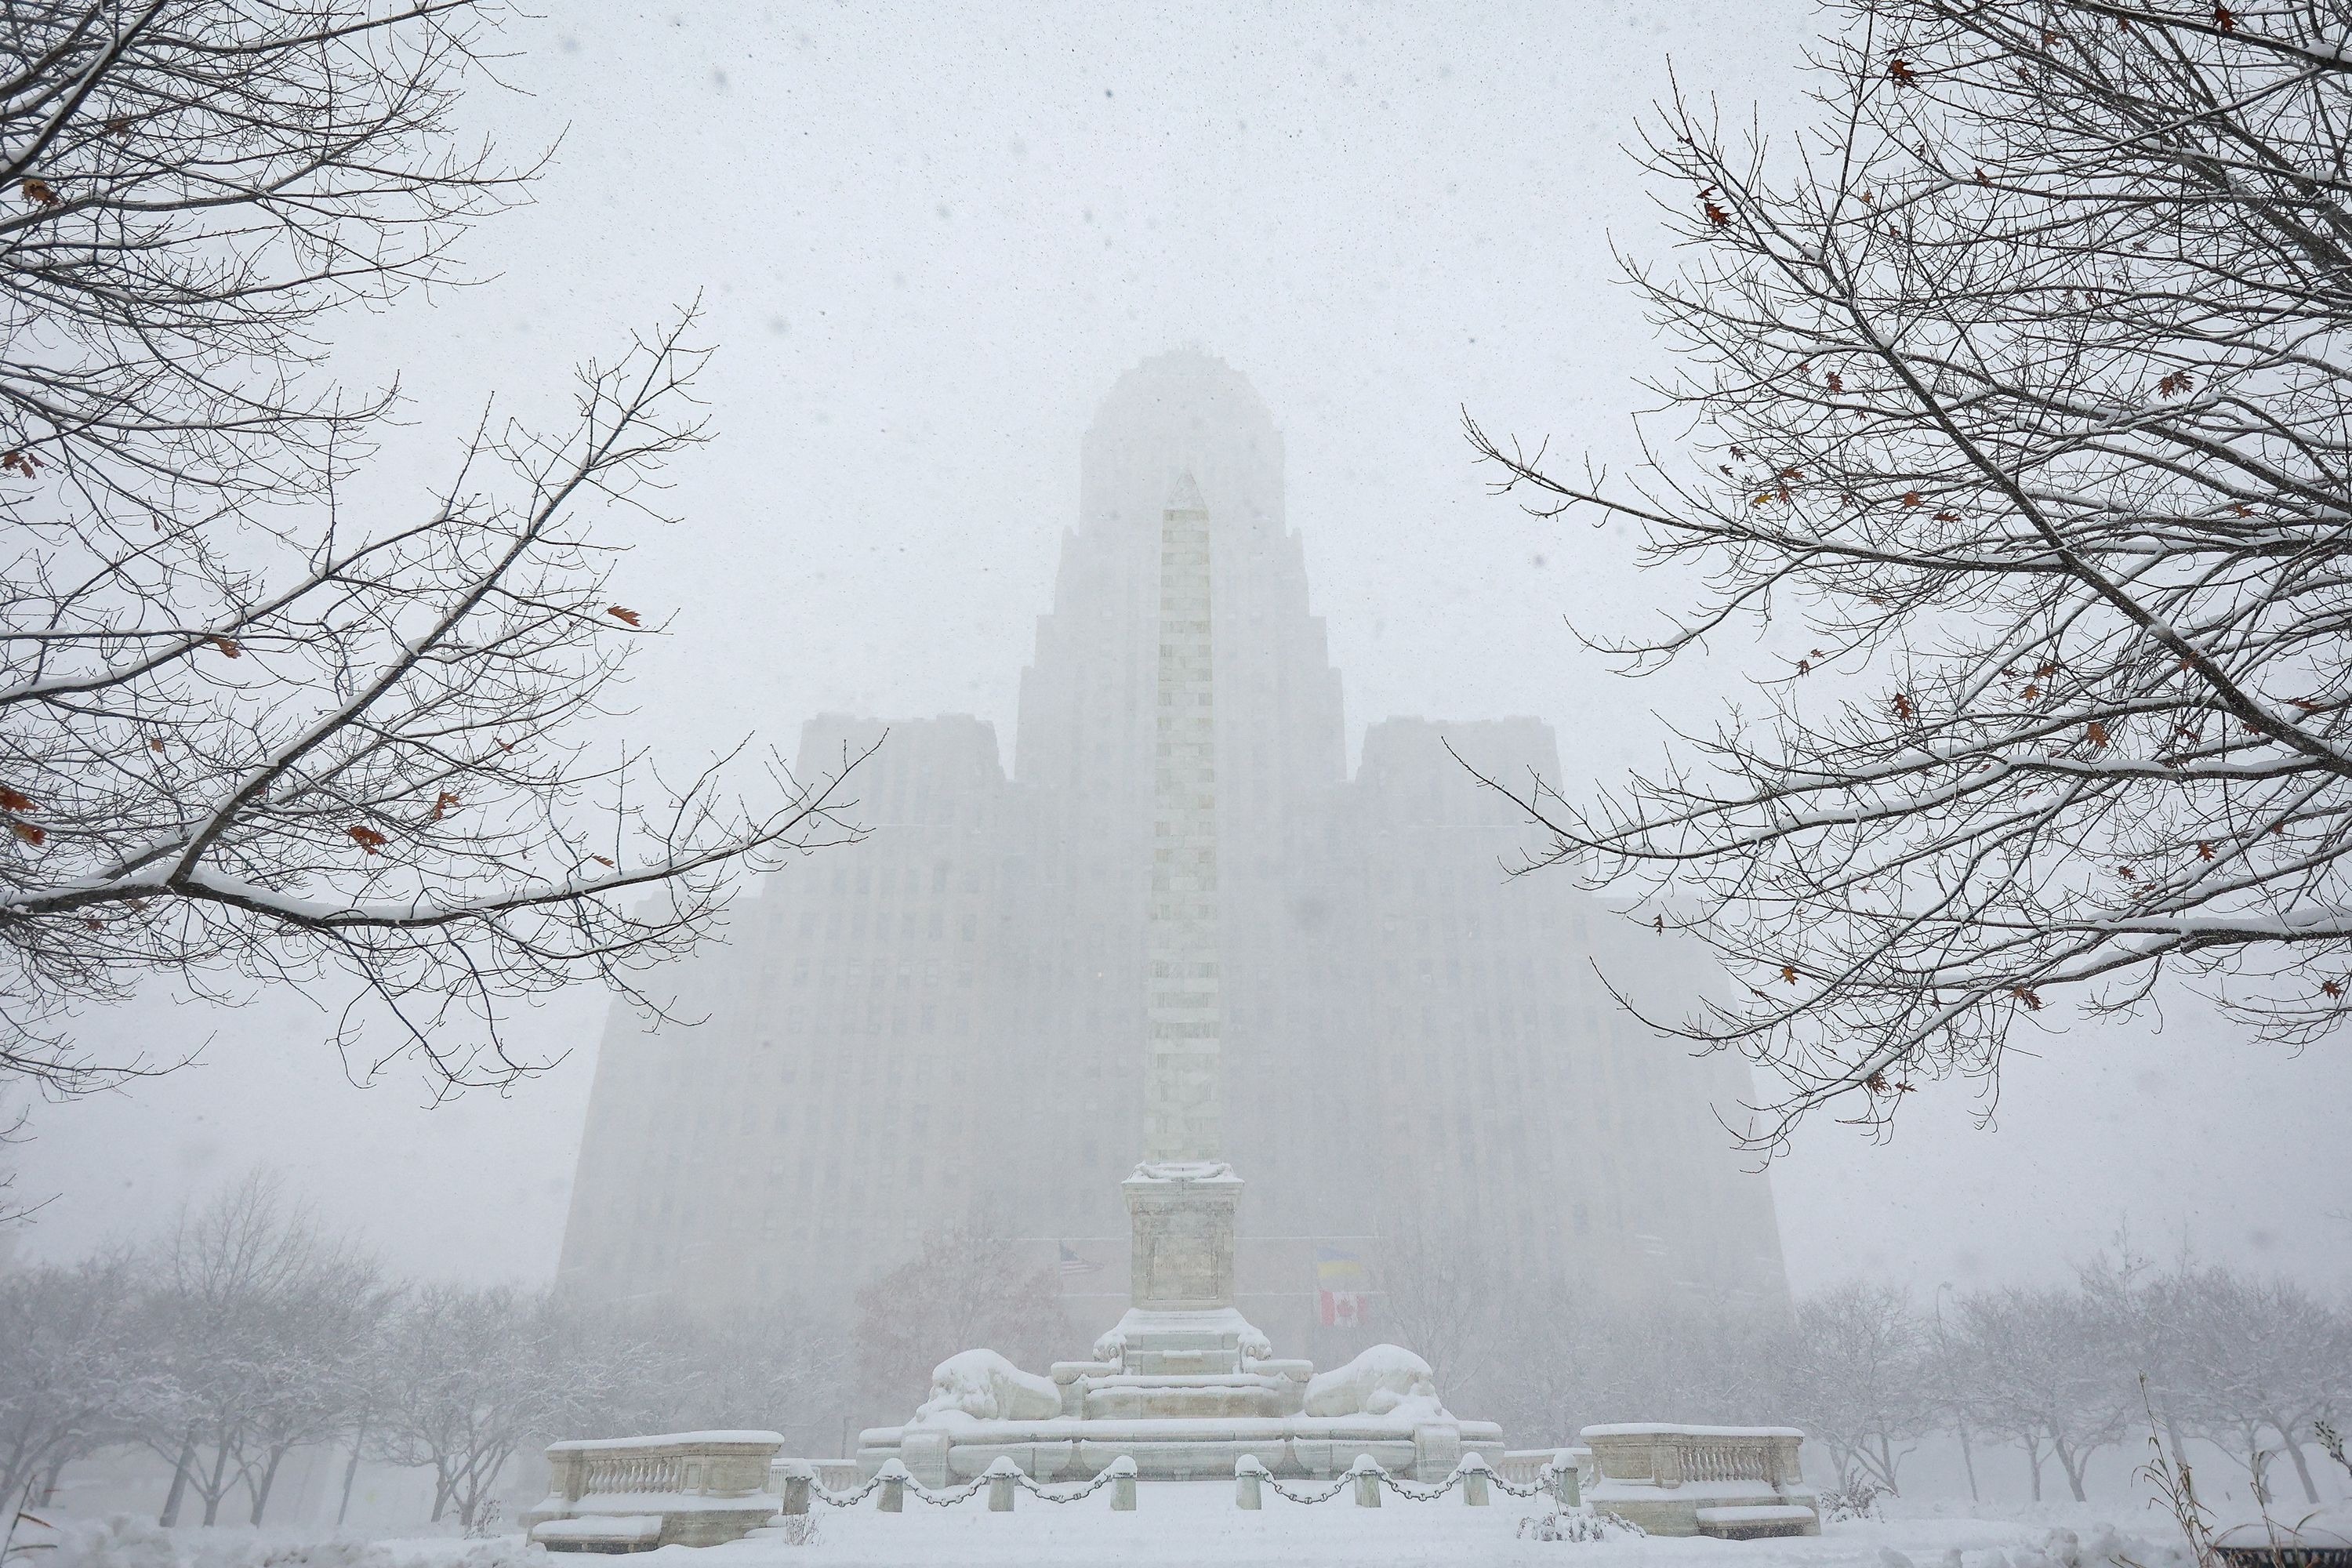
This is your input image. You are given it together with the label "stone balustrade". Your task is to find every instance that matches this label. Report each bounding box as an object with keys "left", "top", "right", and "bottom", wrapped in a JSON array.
[
  {"left": 524, "top": 1430, "right": 785, "bottom": 1550},
  {"left": 1499, "top": 1447, "right": 1581, "bottom": 1504},
  {"left": 1579, "top": 1424, "right": 1819, "bottom": 1538}
]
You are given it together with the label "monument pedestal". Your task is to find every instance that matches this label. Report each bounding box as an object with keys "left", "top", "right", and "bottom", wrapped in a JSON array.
[
  {"left": 855, "top": 1160, "right": 1504, "bottom": 1483},
  {"left": 1085, "top": 1162, "right": 1275, "bottom": 1378}
]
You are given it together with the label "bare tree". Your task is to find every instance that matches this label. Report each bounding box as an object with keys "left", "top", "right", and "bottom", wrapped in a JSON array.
[
  {"left": 575, "top": 1296, "right": 847, "bottom": 1460},
  {"left": 851, "top": 1220, "right": 1067, "bottom": 1428},
  {"left": 230, "top": 1245, "right": 395, "bottom": 1523},
  {"left": 0, "top": 0, "right": 869, "bottom": 1115},
  {"left": 1784, "top": 1282, "right": 1931, "bottom": 1494},
  {"left": 140, "top": 1169, "right": 371, "bottom": 1526},
  {"left": 1465, "top": 0, "right": 2352, "bottom": 1143},
  {"left": 1944, "top": 1284, "right": 2135, "bottom": 1501},
  {"left": 2165, "top": 1269, "right": 2352, "bottom": 1504},
  {"left": 1373, "top": 1219, "right": 1497, "bottom": 1395},
  {"left": 0, "top": 1251, "right": 144, "bottom": 1512},
  {"left": 372, "top": 1281, "right": 572, "bottom": 1530}
]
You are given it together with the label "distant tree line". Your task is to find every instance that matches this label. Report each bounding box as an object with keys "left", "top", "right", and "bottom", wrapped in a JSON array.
[
  {"left": 9, "top": 1183, "right": 2346, "bottom": 1529},
  {"left": 1391, "top": 1236, "right": 2352, "bottom": 1508},
  {"left": 0, "top": 1172, "right": 840, "bottom": 1529}
]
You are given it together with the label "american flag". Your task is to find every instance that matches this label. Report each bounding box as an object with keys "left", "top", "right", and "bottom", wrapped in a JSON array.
[{"left": 1059, "top": 1241, "right": 1103, "bottom": 1276}]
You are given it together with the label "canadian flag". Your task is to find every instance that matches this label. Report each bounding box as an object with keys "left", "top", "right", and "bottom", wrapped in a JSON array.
[{"left": 1315, "top": 1243, "right": 1367, "bottom": 1327}]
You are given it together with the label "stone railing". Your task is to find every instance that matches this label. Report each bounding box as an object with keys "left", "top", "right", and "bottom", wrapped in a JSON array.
[
  {"left": 1496, "top": 1449, "right": 1563, "bottom": 1485},
  {"left": 1579, "top": 1425, "right": 1818, "bottom": 1539},
  {"left": 1498, "top": 1448, "right": 1581, "bottom": 1505},
  {"left": 525, "top": 1430, "right": 785, "bottom": 1551}
]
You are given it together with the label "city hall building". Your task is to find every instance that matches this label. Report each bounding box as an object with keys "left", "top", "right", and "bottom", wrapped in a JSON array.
[{"left": 554, "top": 350, "right": 1789, "bottom": 1380}]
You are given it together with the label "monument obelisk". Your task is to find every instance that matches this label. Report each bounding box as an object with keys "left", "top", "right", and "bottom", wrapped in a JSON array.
[
  {"left": 1109, "top": 473, "right": 1255, "bottom": 1363},
  {"left": 1145, "top": 469, "right": 1224, "bottom": 1164}
]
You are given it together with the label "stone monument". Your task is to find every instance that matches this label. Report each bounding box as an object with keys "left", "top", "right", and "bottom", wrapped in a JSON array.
[{"left": 855, "top": 476, "right": 1505, "bottom": 1485}]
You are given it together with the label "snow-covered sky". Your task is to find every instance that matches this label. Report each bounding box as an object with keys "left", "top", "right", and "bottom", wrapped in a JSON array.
[{"left": 12, "top": 0, "right": 2350, "bottom": 1294}]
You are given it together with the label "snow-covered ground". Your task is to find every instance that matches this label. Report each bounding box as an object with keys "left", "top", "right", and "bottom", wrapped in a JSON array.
[{"left": 36, "top": 1496, "right": 2202, "bottom": 1568}]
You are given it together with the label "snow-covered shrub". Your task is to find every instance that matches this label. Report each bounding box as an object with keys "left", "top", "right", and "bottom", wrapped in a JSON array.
[
  {"left": 1516, "top": 1509, "right": 1642, "bottom": 1542},
  {"left": 1820, "top": 1480, "right": 1886, "bottom": 1522}
]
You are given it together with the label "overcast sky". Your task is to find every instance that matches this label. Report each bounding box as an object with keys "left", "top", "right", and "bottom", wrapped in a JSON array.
[{"left": 12, "top": 0, "right": 2350, "bottom": 1295}]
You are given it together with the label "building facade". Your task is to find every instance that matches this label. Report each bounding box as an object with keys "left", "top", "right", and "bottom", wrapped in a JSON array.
[{"left": 554, "top": 351, "right": 1789, "bottom": 1377}]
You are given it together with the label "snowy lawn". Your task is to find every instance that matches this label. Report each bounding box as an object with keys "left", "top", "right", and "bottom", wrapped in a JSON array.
[
  {"left": 696, "top": 1493, "right": 2180, "bottom": 1568},
  {"left": 41, "top": 1499, "right": 2198, "bottom": 1568}
]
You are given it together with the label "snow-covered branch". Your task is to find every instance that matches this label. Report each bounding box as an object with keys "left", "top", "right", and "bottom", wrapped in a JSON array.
[{"left": 1465, "top": 0, "right": 2352, "bottom": 1145}]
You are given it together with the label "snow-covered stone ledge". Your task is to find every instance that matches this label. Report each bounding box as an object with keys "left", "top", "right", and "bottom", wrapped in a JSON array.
[
  {"left": 522, "top": 1430, "right": 786, "bottom": 1550},
  {"left": 1578, "top": 1423, "right": 1820, "bottom": 1538},
  {"left": 858, "top": 1344, "right": 1503, "bottom": 1486}
]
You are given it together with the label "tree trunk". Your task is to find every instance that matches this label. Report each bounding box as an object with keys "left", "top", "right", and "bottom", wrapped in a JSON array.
[
  {"left": 37, "top": 1455, "right": 67, "bottom": 1507},
  {"left": 158, "top": 1425, "right": 198, "bottom": 1526},
  {"left": 2053, "top": 1438, "right": 2089, "bottom": 1502},
  {"left": 2271, "top": 1417, "right": 2320, "bottom": 1504},
  {"left": 461, "top": 1449, "right": 512, "bottom": 1533},
  {"left": 199, "top": 1442, "right": 233, "bottom": 1526},
  {"left": 336, "top": 1428, "right": 368, "bottom": 1528},
  {"left": 2160, "top": 1399, "right": 2191, "bottom": 1473},
  {"left": 430, "top": 1468, "right": 452, "bottom": 1524},
  {"left": 2024, "top": 1434, "right": 2045, "bottom": 1502},
  {"left": 1870, "top": 1433, "right": 1903, "bottom": 1495},
  {"left": 1958, "top": 1424, "right": 1980, "bottom": 1504},
  {"left": 248, "top": 1448, "right": 287, "bottom": 1526}
]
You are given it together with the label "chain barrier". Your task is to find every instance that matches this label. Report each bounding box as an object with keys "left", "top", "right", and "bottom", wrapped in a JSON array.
[
  {"left": 811, "top": 1456, "right": 1576, "bottom": 1514},
  {"left": 1251, "top": 1461, "right": 1567, "bottom": 1506},
  {"left": 809, "top": 1475, "right": 882, "bottom": 1508},
  {"left": 1257, "top": 1472, "right": 1356, "bottom": 1506},
  {"left": 1374, "top": 1468, "right": 1464, "bottom": 1503},
  {"left": 1011, "top": 1468, "right": 1126, "bottom": 1504},
  {"left": 813, "top": 1462, "right": 1130, "bottom": 1508},
  {"left": 909, "top": 1474, "right": 992, "bottom": 1508}
]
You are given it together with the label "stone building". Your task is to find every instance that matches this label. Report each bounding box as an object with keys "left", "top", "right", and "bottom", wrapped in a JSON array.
[{"left": 554, "top": 350, "right": 1789, "bottom": 1385}]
